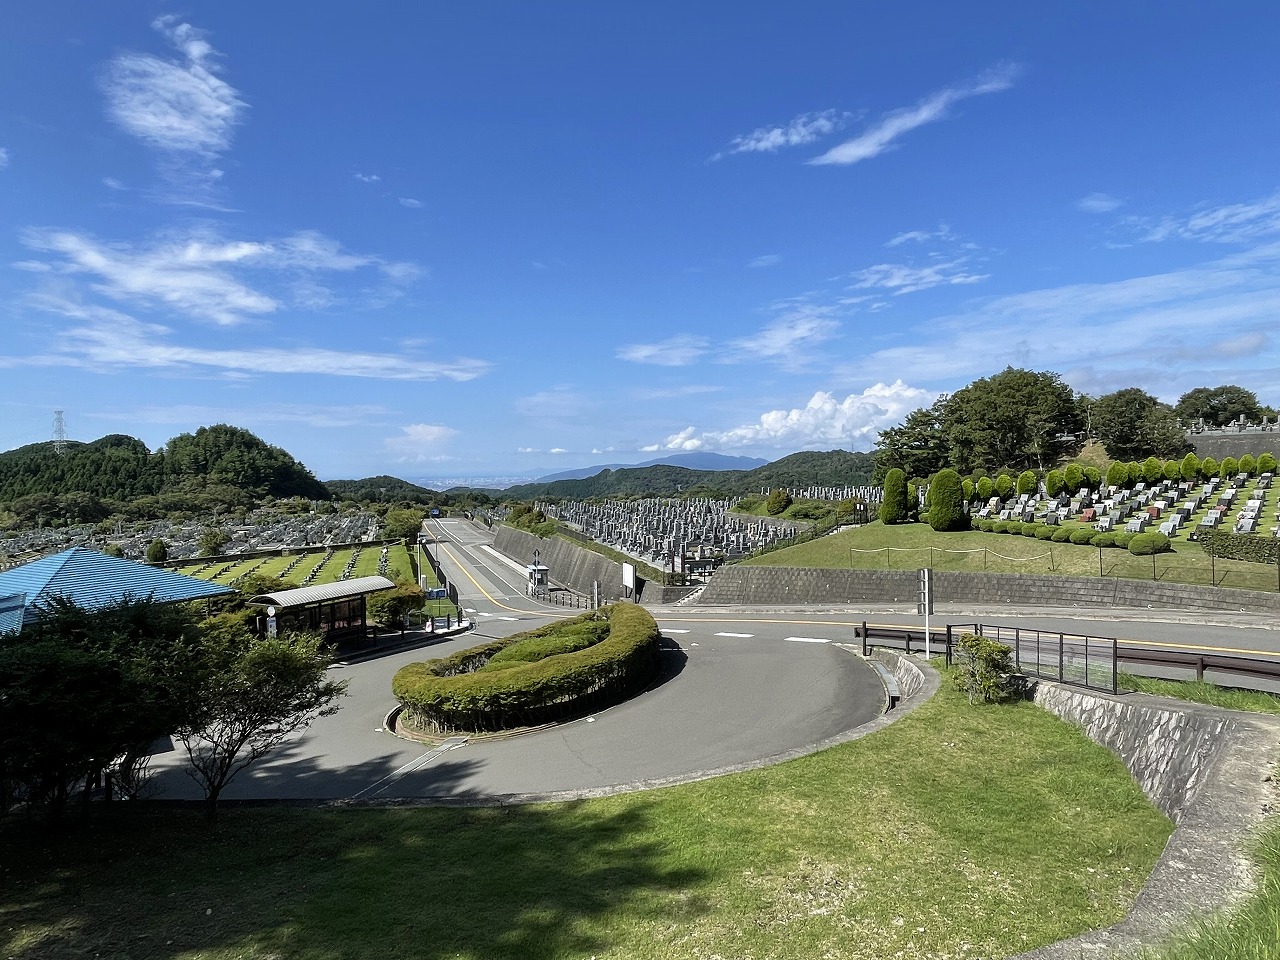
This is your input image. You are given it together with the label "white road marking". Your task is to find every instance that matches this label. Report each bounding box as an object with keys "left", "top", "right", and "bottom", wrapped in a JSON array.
[
  {"left": 351, "top": 737, "right": 468, "bottom": 799},
  {"left": 493, "top": 616, "right": 520, "bottom": 621},
  {"left": 715, "top": 632, "right": 754, "bottom": 638},
  {"left": 663, "top": 628, "right": 690, "bottom": 634},
  {"left": 785, "top": 636, "right": 833, "bottom": 644}
]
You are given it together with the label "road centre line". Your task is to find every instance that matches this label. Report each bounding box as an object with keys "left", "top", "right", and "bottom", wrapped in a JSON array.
[
  {"left": 350, "top": 737, "right": 468, "bottom": 800},
  {"left": 715, "top": 632, "right": 754, "bottom": 638},
  {"left": 785, "top": 636, "right": 832, "bottom": 643}
]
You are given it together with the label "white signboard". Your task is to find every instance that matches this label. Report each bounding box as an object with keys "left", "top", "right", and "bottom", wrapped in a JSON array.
[{"left": 622, "top": 562, "right": 635, "bottom": 590}]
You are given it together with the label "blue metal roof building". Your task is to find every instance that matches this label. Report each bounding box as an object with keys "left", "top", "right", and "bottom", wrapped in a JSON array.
[{"left": 0, "top": 548, "right": 234, "bottom": 630}]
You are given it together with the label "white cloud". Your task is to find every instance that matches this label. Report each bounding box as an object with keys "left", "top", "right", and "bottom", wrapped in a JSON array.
[
  {"left": 728, "top": 305, "right": 839, "bottom": 365},
  {"left": 399, "top": 197, "right": 422, "bottom": 208},
  {"left": 648, "top": 381, "right": 935, "bottom": 452},
  {"left": 1077, "top": 192, "right": 1124, "bottom": 214},
  {"left": 101, "top": 402, "right": 387, "bottom": 429},
  {"left": 809, "top": 63, "right": 1021, "bottom": 166},
  {"left": 515, "top": 387, "right": 590, "bottom": 419},
  {"left": 385, "top": 423, "right": 460, "bottom": 459},
  {"left": 100, "top": 17, "right": 244, "bottom": 197},
  {"left": 20, "top": 227, "right": 416, "bottom": 326},
  {"left": 8, "top": 297, "right": 491, "bottom": 382},
  {"left": 549, "top": 448, "right": 568, "bottom": 454},
  {"left": 748, "top": 254, "right": 781, "bottom": 268},
  {"left": 102, "top": 177, "right": 126, "bottom": 190},
  {"left": 886, "top": 224, "right": 955, "bottom": 247},
  {"left": 847, "top": 259, "right": 988, "bottom": 295},
  {"left": 0, "top": 147, "right": 9, "bottom": 169},
  {"left": 354, "top": 172, "right": 380, "bottom": 183},
  {"left": 712, "top": 110, "right": 848, "bottom": 161},
  {"left": 1140, "top": 191, "right": 1280, "bottom": 244},
  {"left": 617, "top": 334, "right": 710, "bottom": 366}
]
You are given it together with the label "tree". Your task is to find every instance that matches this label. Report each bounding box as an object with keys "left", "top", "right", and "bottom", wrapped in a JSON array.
[
  {"left": 1143, "top": 457, "right": 1163, "bottom": 485},
  {"left": 199, "top": 527, "right": 231, "bottom": 557},
  {"left": 382, "top": 507, "right": 427, "bottom": 542},
  {"left": 146, "top": 538, "right": 168, "bottom": 563},
  {"left": 976, "top": 476, "right": 994, "bottom": 501},
  {"left": 1220, "top": 456, "right": 1239, "bottom": 480},
  {"left": 1044, "top": 470, "right": 1064, "bottom": 498},
  {"left": 873, "top": 400, "right": 949, "bottom": 480},
  {"left": 942, "top": 367, "right": 1082, "bottom": 472},
  {"left": 1016, "top": 470, "right": 1038, "bottom": 496},
  {"left": 765, "top": 488, "right": 793, "bottom": 515},
  {"left": 175, "top": 627, "right": 347, "bottom": 822},
  {"left": 928, "top": 469, "right": 968, "bottom": 531},
  {"left": 1200, "top": 456, "right": 1219, "bottom": 481},
  {"left": 1180, "top": 453, "right": 1201, "bottom": 483},
  {"left": 879, "top": 469, "right": 908, "bottom": 525},
  {"left": 1092, "top": 389, "right": 1189, "bottom": 462},
  {"left": 1240, "top": 454, "right": 1258, "bottom": 475},
  {"left": 1105, "top": 461, "right": 1129, "bottom": 489},
  {"left": 1175, "top": 385, "right": 1263, "bottom": 428},
  {"left": 1063, "top": 463, "right": 1084, "bottom": 494},
  {"left": 1259, "top": 453, "right": 1278, "bottom": 474}
]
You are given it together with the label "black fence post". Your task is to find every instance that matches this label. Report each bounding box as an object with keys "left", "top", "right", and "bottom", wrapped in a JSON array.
[
  {"left": 861, "top": 621, "right": 868, "bottom": 657},
  {"left": 1111, "top": 637, "right": 1118, "bottom": 694},
  {"left": 1058, "top": 632, "right": 1065, "bottom": 682}
]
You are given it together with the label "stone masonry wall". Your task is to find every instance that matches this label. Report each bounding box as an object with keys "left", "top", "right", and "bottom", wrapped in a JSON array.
[
  {"left": 1032, "top": 682, "right": 1234, "bottom": 823},
  {"left": 493, "top": 527, "right": 631, "bottom": 601},
  {"left": 696, "top": 565, "right": 1280, "bottom": 615}
]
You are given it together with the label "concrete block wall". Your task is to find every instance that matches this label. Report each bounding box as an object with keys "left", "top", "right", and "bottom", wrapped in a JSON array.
[
  {"left": 493, "top": 527, "right": 631, "bottom": 601},
  {"left": 697, "top": 565, "right": 1280, "bottom": 614}
]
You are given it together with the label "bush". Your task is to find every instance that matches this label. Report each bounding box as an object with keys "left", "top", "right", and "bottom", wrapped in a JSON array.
[
  {"left": 907, "top": 482, "right": 921, "bottom": 521},
  {"left": 1162, "top": 459, "right": 1180, "bottom": 481},
  {"left": 1051, "top": 527, "right": 1072, "bottom": 543},
  {"left": 1044, "top": 469, "right": 1064, "bottom": 498},
  {"left": 1016, "top": 470, "right": 1038, "bottom": 496},
  {"left": 1239, "top": 454, "right": 1258, "bottom": 475},
  {"left": 1069, "top": 527, "right": 1096, "bottom": 545},
  {"left": 1105, "top": 461, "right": 1129, "bottom": 489},
  {"left": 1035, "top": 526, "right": 1056, "bottom": 540},
  {"left": 961, "top": 478, "right": 975, "bottom": 503},
  {"left": 977, "top": 519, "right": 995, "bottom": 532},
  {"left": 1198, "top": 529, "right": 1280, "bottom": 565},
  {"left": 994, "top": 474, "right": 1014, "bottom": 499},
  {"left": 482, "top": 620, "right": 610, "bottom": 669},
  {"left": 392, "top": 605, "right": 661, "bottom": 733},
  {"left": 976, "top": 476, "right": 995, "bottom": 500},
  {"left": 951, "top": 633, "right": 1023, "bottom": 704},
  {"left": 145, "top": 539, "right": 168, "bottom": 563},
  {"left": 1128, "top": 532, "right": 1171, "bottom": 555},
  {"left": 1084, "top": 466, "right": 1101, "bottom": 489},
  {"left": 1113, "top": 531, "right": 1135, "bottom": 549},
  {"left": 1142, "top": 456, "right": 1162, "bottom": 484},
  {"left": 1221, "top": 456, "right": 1239, "bottom": 479},
  {"left": 1259, "top": 453, "right": 1278, "bottom": 474},
  {"left": 879, "top": 469, "right": 909, "bottom": 524},
  {"left": 1091, "top": 532, "right": 1117, "bottom": 548},
  {"left": 1180, "top": 452, "right": 1201, "bottom": 483},
  {"left": 928, "top": 469, "right": 968, "bottom": 532},
  {"left": 765, "top": 488, "right": 793, "bottom": 515},
  {"left": 1200, "top": 456, "right": 1218, "bottom": 481}
]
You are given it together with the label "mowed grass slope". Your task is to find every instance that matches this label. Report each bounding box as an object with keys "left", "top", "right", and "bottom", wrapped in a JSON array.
[
  {"left": 745, "top": 520, "right": 1280, "bottom": 592},
  {"left": 1, "top": 683, "right": 1172, "bottom": 960}
]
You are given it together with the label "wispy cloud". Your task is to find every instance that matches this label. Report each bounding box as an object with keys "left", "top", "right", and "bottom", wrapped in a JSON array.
[
  {"left": 1077, "top": 192, "right": 1124, "bottom": 214},
  {"left": 809, "top": 62, "right": 1021, "bottom": 166},
  {"left": 399, "top": 197, "right": 422, "bottom": 208},
  {"left": 21, "top": 228, "right": 417, "bottom": 326},
  {"left": 886, "top": 224, "right": 955, "bottom": 247},
  {"left": 100, "top": 17, "right": 245, "bottom": 198},
  {"left": 353, "top": 172, "right": 381, "bottom": 183},
  {"left": 711, "top": 109, "right": 849, "bottom": 161},
  {"left": 642, "top": 381, "right": 934, "bottom": 452},
  {"left": 0, "top": 147, "right": 9, "bottom": 169},
  {"left": 728, "top": 305, "right": 839, "bottom": 366},
  {"left": 1140, "top": 191, "right": 1280, "bottom": 244},
  {"left": 617, "top": 334, "right": 710, "bottom": 367},
  {"left": 98, "top": 402, "right": 388, "bottom": 429},
  {"left": 748, "top": 254, "right": 781, "bottom": 268},
  {"left": 385, "top": 423, "right": 460, "bottom": 459},
  {"left": 8, "top": 298, "right": 491, "bottom": 382},
  {"left": 514, "top": 387, "right": 592, "bottom": 419},
  {"left": 847, "top": 258, "right": 988, "bottom": 295}
]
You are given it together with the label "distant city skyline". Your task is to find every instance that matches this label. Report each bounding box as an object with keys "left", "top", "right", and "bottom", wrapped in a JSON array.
[{"left": 3, "top": 3, "right": 1279, "bottom": 480}]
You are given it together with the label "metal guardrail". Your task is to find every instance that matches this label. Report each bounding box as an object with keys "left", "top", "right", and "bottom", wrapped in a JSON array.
[{"left": 857, "top": 621, "right": 1280, "bottom": 697}]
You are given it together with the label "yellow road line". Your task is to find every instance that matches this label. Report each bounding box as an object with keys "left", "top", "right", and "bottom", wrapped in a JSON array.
[{"left": 437, "top": 542, "right": 572, "bottom": 619}]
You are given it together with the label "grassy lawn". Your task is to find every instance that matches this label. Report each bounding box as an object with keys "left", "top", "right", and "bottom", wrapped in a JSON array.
[
  {"left": 1, "top": 682, "right": 1172, "bottom": 960},
  {"left": 744, "top": 520, "right": 1280, "bottom": 593},
  {"left": 1118, "top": 673, "right": 1280, "bottom": 714}
]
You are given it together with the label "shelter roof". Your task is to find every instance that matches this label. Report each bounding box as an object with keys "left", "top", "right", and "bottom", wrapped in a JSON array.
[
  {"left": 0, "top": 547, "right": 234, "bottom": 628},
  {"left": 248, "top": 575, "right": 397, "bottom": 609}
]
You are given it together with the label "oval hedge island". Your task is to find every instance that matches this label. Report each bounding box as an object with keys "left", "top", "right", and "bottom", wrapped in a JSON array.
[{"left": 392, "top": 604, "right": 663, "bottom": 735}]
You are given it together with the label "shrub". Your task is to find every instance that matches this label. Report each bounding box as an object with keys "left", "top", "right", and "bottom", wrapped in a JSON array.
[
  {"left": 1023, "top": 523, "right": 1044, "bottom": 537},
  {"left": 1069, "top": 527, "right": 1096, "bottom": 545},
  {"left": 1180, "top": 452, "right": 1201, "bottom": 483},
  {"left": 1084, "top": 466, "right": 1101, "bottom": 489},
  {"left": 1128, "top": 532, "right": 1171, "bottom": 556},
  {"left": 145, "top": 539, "right": 168, "bottom": 563},
  {"left": 1127, "top": 461, "right": 1142, "bottom": 482},
  {"left": 976, "top": 476, "right": 995, "bottom": 500},
  {"left": 879, "top": 469, "right": 908, "bottom": 525},
  {"left": 1239, "top": 454, "right": 1257, "bottom": 475},
  {"left": 1200, "top": 457, "right": 1218, "bottom": 481},
  {"left": 961, "top": 478, "right": 975, "bottom": 503},
  {"left": 994, "top": 474, "right": 1014, "bottom": 499},
  {"left": 1221, "top": 456, "right": 1239, "bottom": 479},
  {"left": 1142, "top": 456, "right": 1162, "bottom": 484},
  {"left": 907, "top": 482, "right": 921, "bottom": 521},
  {"left": 978, "top": 519, "right": 995, "bottom": 532},
  {"left": 1063, "top": 463, "right": 1084, "bottom": 493},
  {"left": 765, "top": 487, "right": 793, "bottom": 515},
  {"left": 1044, "top": 469, "right": 1064, "bottom": 498},
  {"left": 1162, "top": 459, "right": 1180, "bottom": 481},
  {"left": 951, "top": 633, "right": 1023, "bottom": 704},
  {"left": 1259, "top": 453, "right": 1278, "bottom": 474},
  {"left": 1114, "top": 531, "right": 1135, "bottom": 549},
  {"left": 1016, "top": 470, "right": 1038, "bottom": 496},
  {"left": 1198, "top": 529, "right": 1280, "bottom": 565},
  {"left": 928, "top": 469, "right": 968, "bottom": 531},
  {"left": 1091, "top": 532, "right": 1117, "bottom": 548},
  {"left": 483, "top": 620, "right": 610, "bottom": 669},
  {"left": 1035, "top": 526, "right": 1056, "bottom": 540},
  {"left": 1051, "top": 527, "right": 1072, "bottom": 543},
  {"left": 1105, "top": 461, "right": 1129, "bottom": 489}
]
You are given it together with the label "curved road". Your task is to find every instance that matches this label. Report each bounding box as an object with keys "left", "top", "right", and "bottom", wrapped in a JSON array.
[{"left": 149, "top": 518, "right": 1280, "bottom": 804}]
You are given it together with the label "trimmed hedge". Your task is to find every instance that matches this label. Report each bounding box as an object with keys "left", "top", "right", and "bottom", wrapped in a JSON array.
[
  {"left": 481, "top": 620, "right": 610, "bottom": 670},
  {"left": 392, "top": 605, "right": 662, "bottom": 733},
  {"left": 928, "top": 468, "right": 968, "bottom": 531},
  {"left": 1199, "top": 529, "right": 1280, "bottom": 565},
  {"left": 1069, "top": 527, "right": 1096, "bottom": 545},
  {"left": 880, "top": 468, "right": 909, "bottom": 524},
  {"left": 1128, "top": 532, "right": 1172, "bottom": 556},
  {"left": 1051, "top": 527, "right": 1072, "bottom": 543}
]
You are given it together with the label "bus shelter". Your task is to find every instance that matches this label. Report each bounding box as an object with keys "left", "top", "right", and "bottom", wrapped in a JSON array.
[{"left": 248, "top": 575, "right": 396, "bottom": 645}]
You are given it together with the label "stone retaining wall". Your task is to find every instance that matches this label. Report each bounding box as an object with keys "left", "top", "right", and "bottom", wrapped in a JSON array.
[
  {"left": 493, "top": 527, "right": 631, "bottom": 601},
  {"left": 696, "top": 565, "right": 1280, "bottom": 614}
]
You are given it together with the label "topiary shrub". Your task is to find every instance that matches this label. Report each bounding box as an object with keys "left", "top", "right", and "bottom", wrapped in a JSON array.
[
  {"left": 951, "top": 633, "right": 1024, "bottom": 704},
  {"left": 1240, "top": 454, "right": 1257, "bottom": 475},
  {"left": 1069, "top": 527, "right": 1096, "bottom": 545},
  {"left": 1063, "top": 463, "right": 1084, "bottom": 493},
  {"left": 1128, "top": 532, "right": 1171, "bottom": 556},
  {"left": 1084, "top": 466, "right": 1101, "bottom": 489},
  {"left": 1180, "top": 452, "right": 1201, "bottom": 483},
  {"left": 994, "top": 474, "right": 1014, "bottom": 499},
  {"left": 1105, "top": 461, "right": 1129, "bottom": 490},
  {"left": 879, "top": 468, "right": 909, "bottom": 525},
  {"left": 1162, "top": 459, "right": 1180, "bottom": 481},
  {"left": 1200, "top": 457, "right": 1219, "bottom": 481},
  {"left": 1221, "top": 456, "right": 1239, "bottom": 479},
  {"left": 1017, "top": 470, "right": 1038, "bottom": 496},
  {"left": 928, "top": 469, "right": 969, "bottom": 532},
  {"left": 961, "top": 478, "right": 975, "bottom": 503},
  {"left": 392, "top": 605, "right": 661, "bottom": 733},
  {"left": 1259, "top": 453, "right": 1278, "bottom": 474},
  {"left": 1113, "top": 531, "right": 1135, "bottom": 549},
  {"left": 1044, "top": 469, "right": 1064, "bottom": 498},
  {"left": 978, "top": 519, "right": 995, "bottom": 532},
  {"left": 976, "top": 476, "right": 995, "bottom": 500},
  {"left": 1091, "top": 532, "right": 1117, "bottom": 548},
  {"left": 1143, "top": 456, "right": 1163, "bottom": 484},
  {"left": 1051, "top": 527, "right": 1072, "bottom": 543},
  {"left": 1035, "top": 526, "right": 1056, "bottom": 540}
]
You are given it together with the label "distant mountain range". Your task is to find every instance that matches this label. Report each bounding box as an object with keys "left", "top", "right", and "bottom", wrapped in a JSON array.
[{"left": 534, "top": 452, "right": 770, "bottom": 483}]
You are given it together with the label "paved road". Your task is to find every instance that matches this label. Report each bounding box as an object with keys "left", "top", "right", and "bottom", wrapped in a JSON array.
[{"left": 149, "top": 519, "right": 1280, "bottom": 803}]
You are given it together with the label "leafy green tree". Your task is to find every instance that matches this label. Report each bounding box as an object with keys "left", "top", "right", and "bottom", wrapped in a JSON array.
[
  {"left": 879, "top": 469, "right": 908, "bottom": 525},
  {"left": 1162, "top": 459, "right": 1180, "bottom": 481},
  {"left": 942, "top": 368, "right": 1082, "bottom": 472},
  {"left": 198, "top": 527, "right": 231, "bottom": 557},
  {"left": 1093, "top": 388, "right": 1189, "bottom": 461},
  {"left": 1104, "top": 461, "right": 1129, "bottom": 489},
  {"left": 994, "top": 474, "right": 1014, "bottom": 499},
  {"left": 1063, "top": 463, "right": 1084, "bottom": 493},
  {"left": 765, "top": 488, "right": 793, "bottom": 515},
  {"left": 1044, "top": 470, "right": 1064, "bottom": 498},
  {"left": 175, "top": 627, "right": 347, "bottom": 822},
  {"left": 1180, "top": 453, "right": 1201, "bottom": 483},
  {"left": 1083, "top": 466, "right": 1101, "bottom": 489},
  {"left": 927, "top": 469, "right": 968, "bottom": 531},
  {"left": 1239, "top": 454, "right": 1257, "bottom": 475},
  {"left": 1175, "top": 385, "right": 1263, "bottom": 427},
  {"left": 976, "top": 476, "right": 994, "bottom": 500},
  {"left": 873, "top": 400, "right": 949, "bottom": 480},
  {"left": 1016, "top": 470, "right": 1038, "bottom": 496},
  {"left": 101, "top": 543, "right": 124, "bottom": 558},
  {"left": 1259, "top": 453, "right": 1278, "bottom": 474},
  {"left": 382, "top": 507, "right": 427, "bottom": 542},
  {"left": 1220, "top": 456, "right": 1239, "bottom": 479},
  {"left": 1143, "top": 457, "right": 1163, "bottom": 484},
  {"left": 145, "top": 538, "right": 168, "bottom": 563},
  {"left": 961, "top": 478, "right": 975, "bottom": 502},
  {"left": 1200, "top": 456, "right": 1218, "bottom": 481}
]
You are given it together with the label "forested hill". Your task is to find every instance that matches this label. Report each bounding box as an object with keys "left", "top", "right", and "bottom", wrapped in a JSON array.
[
  {"left": 324, "top": 475, "right": 441, "bottom": 504},
  {"left": 0, "top": 425, "right": 328, "bottom": 507},
  {"left": 495, "top": 449, "right": 876, "bottom": 500}
]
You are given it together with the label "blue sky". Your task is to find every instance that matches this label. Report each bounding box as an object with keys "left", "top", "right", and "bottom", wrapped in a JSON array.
[{"left": 3, "top": 4, "right": 1280, "bottom": 484}]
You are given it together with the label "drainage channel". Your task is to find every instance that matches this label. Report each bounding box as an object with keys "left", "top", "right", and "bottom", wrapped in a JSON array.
[{"left": 350, "top": 736, "right": 469, "bottom": 800}]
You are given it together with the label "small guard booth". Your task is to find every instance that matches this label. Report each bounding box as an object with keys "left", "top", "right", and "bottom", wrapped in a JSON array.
[{"left": 248, "top": 575, "right": 396, "bottom": 645}]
